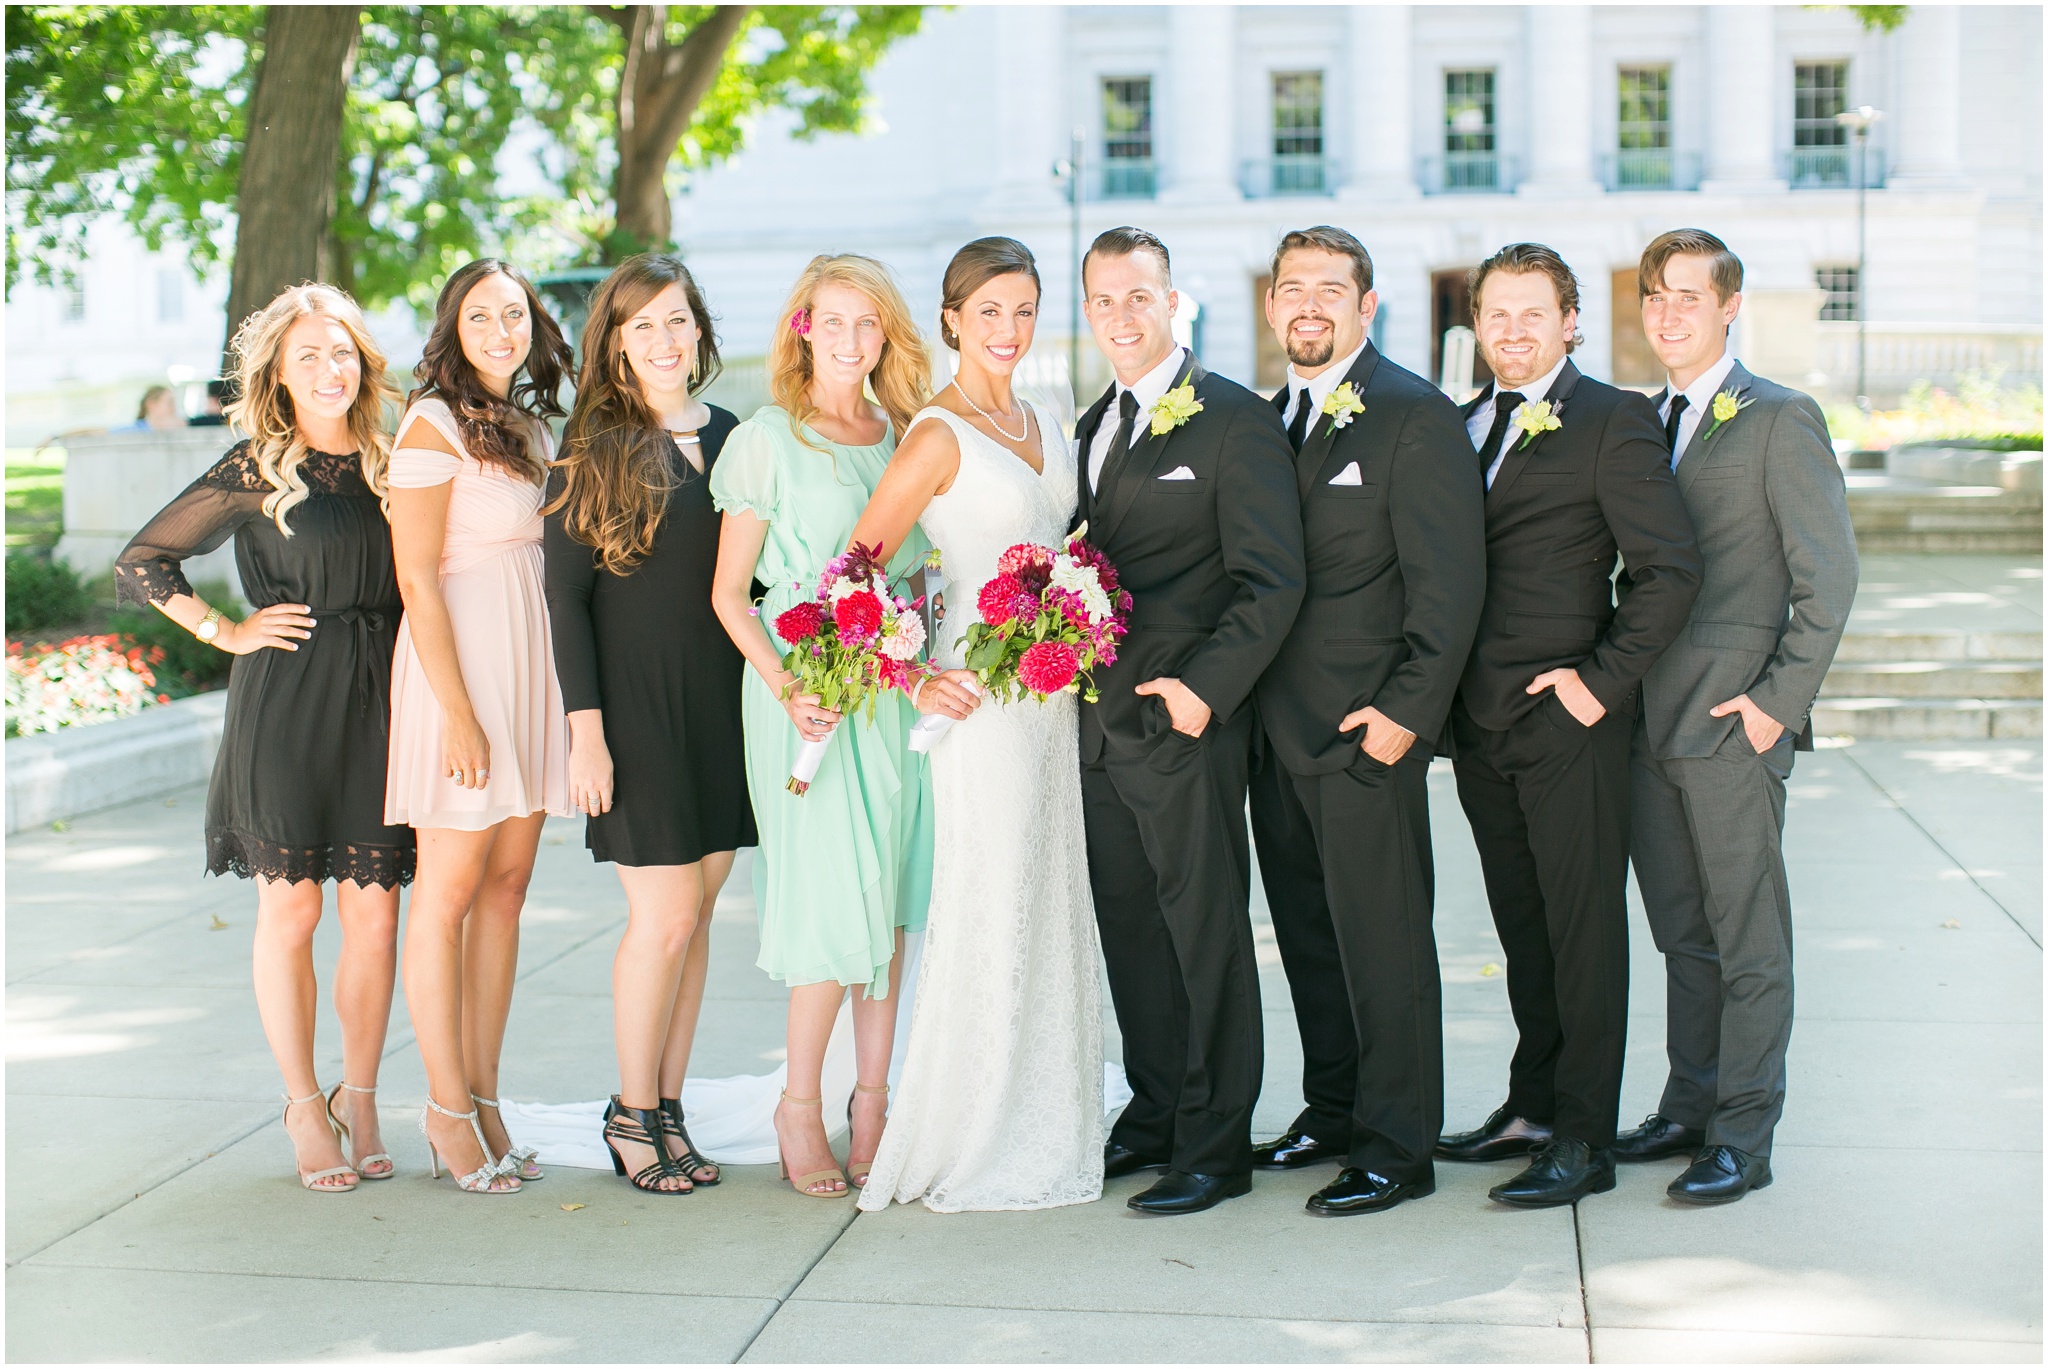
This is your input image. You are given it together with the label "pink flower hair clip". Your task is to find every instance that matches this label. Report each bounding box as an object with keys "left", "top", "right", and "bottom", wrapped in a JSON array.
[{"left": 789, "top": 307, "right": 812, "bottom": 338}]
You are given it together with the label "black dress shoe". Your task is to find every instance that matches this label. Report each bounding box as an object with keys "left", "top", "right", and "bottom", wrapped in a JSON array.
[
  {"left": 1488, "top": 1138, "right": 1616, "bottom": 1208},
  {"left": 1305, "top": 1167, "right": 1434, "bottom": 1217},
  {"left": 1252, "top": 1128, "right": 1347, "bottom": 1169},
  {"left": 1435, "top": 1106, "right": 1554, "bottom": 1162},
  {"left": 1127, "top": 1170, "right": 1252, "bottom": 1215},
  {"left": 1668, "top": 1145, "right": 1772, "bottom": 1204},
  {"left": 1611, "top": 1113, "right": 1706, "bottom": 1163},
  {"left": 1103, "top": 1142, "right": 1170, "bottom": 1180}
]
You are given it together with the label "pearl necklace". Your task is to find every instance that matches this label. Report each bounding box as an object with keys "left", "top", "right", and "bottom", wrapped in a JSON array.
[{"left": 949, "top": 379, "right": 1028, "bottom": 442}]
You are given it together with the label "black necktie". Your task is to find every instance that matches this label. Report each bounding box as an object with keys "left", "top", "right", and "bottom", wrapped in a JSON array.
[
  {"left": 1285, "top": 389, "right": 1311, "bottom": 452},
  {"left": 1097, "top": 389, "right": 1139, "bottom": 496},
  {"left": 1477, "top": 389, "right": 1525, "bottom": 482},
  {"left": 1663, "top": 392, "right": 1690, "bottom": 464}
]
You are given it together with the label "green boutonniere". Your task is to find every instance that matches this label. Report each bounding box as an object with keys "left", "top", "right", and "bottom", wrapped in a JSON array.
[
  {"left": 1512, "top": 398, "right": 1563, "bottom": 450},
  {"left": 1147, "top": 382, "right": 1203, "bottom": 436},
  {"left": 1321, "top": 381, "right": 1366, "bottom": 434},
  {"left": 1694, "top": 388, "right": 1754, "bottom": 445}
]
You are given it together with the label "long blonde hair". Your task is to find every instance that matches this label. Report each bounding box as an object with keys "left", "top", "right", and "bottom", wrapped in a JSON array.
[
  {"left": 225, "top": 283, "right": 398, "bottom": 535},
  {"left": 766, "top": 254, "right": 930, "bottom": 451}
]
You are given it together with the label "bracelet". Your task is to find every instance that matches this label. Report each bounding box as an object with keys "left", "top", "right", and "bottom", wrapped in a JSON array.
[{"left": 909, "top": 677, "right": 926, "bottom": 707}]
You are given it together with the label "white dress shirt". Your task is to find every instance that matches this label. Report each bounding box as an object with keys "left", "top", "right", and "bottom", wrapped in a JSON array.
[
  {"left": 1464, "top": 354, "right": 1572, "bottom": 489},
  {"left": 1281, "top": 338, "right": 1371, "bottom": 434},
  {"left": 1088, "top": 345, "right": 1187, "bottom": 493},
  {"left": 1659, "top": 349, "right": 1738, "bottom": 467}
]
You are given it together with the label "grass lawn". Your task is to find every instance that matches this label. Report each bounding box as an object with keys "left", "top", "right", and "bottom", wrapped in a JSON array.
[{"left": 6, "top": 445, "right": 64, "bottom": 550}]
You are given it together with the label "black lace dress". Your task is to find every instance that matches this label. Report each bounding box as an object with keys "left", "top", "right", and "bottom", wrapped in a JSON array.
[
  {"left": 543, "top": 407, "right": 757, "bottom": 866},
  {"left": 115, "top": 442, "right": 415, "bottom": 887}
]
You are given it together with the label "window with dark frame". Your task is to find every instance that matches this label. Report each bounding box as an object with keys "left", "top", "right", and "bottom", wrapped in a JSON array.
[
  {"left": 1270, "top": 71, "right": 1326, "bottom": 194},
  {"left": 1614, "top": 64, "right": 1674, "bottom": 189},
  {"left": 1443, "top": 69, "right": 1498, "bottom": 191},
  {"left": 1815, "top": 266, "right": 1860, "bottom": 321},
  {"left": 1102, "top": 77, "right": 1155, "bottom": 198},
  {"left": 1793, "top": 62, "right": 1850, "bottom": 147}
]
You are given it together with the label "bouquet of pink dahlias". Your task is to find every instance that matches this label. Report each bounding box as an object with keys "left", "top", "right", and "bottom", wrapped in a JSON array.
[
  {"left": 770, "top": 541, "right": 928, "bottom": 795},
  {"left": 909, "top": 525, "right": 1130, "bottom": 753}
]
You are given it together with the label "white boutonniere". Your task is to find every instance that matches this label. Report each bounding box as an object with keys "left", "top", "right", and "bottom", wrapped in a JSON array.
[
  {"left": 1321, "top": 381, "right": 1366, "bottom": 434},
  {"left": 1695, "top": 388, "right": 1754, "bottom": 445},
  {"left": 1147, "top": 382, "right": 1203, "bottom": 436},
  {"left": 1511, "top": 398, "right": 1563, "bottom": 450}
]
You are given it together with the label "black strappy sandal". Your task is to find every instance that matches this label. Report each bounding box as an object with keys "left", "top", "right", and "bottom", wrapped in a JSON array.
[
  {"left": 658, "top": 1096, "right": 721, "bottom": 1186},
  {"left": 602, "top": 1097, "right": 691, "bottom": 1195}
]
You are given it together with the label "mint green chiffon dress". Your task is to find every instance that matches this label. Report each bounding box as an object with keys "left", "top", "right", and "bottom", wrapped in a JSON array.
[{"left": 708, "top": 406, "right": 933, "bottom": 995}]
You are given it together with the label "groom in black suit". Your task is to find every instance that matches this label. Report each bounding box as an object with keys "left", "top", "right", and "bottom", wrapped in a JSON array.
[
  {"left": 1247, "top": 227, "right": 1485, "bottom": 1216},
  {"left": 1075, "top": 227, "right": 1305, "bottom": 1215},
  {"left": 1438, "top": 243, "right": 1701, "bottom": 1207}
]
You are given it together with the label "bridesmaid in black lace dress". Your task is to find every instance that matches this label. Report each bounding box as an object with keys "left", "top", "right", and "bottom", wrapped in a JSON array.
[{"left": 115, "top": 284, "right": 412, "bottom": 1194}]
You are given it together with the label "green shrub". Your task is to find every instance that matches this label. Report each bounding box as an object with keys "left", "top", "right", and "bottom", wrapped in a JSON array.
[
  {"left": 106, "top": 577, "right": 242, "bottom": 697},
  {"left": 5, "top": 551, "right": 92, "bottom": 635}
]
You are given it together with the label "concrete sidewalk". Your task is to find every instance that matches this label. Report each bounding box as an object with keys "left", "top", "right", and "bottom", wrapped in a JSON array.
[{"left": 6, "top": 738, "right": 2040, "bottom": 1362}]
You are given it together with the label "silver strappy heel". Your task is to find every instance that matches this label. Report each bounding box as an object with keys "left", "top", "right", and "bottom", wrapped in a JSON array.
[
  {"left": 419, "top": 1096, "right": 520, "bottom": 1194},
  {"left": 328, "top": 1082, "right": 393, "bottom": 1179},
  {"left": 284, "top": 1089, "right": 358, "bottom": 1193},
  {"left": 473, "top": 1094, "right": 543, "bottom": 1181}
]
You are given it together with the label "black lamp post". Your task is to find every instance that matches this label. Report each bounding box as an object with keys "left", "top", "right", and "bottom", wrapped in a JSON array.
[
  {"left": 1834, "top": 104, "right": 1883, "bottom": 410},
  {"left": 1053, "top": 127, "right": 1084, "bottom": 415}
]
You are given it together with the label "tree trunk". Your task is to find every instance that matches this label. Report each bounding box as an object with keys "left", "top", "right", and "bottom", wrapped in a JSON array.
[
  {"left": 607, "top": 4, "right": 751, "bottom": 254},
  {"left": 222, "top": 5, "right": 362, "bottom": 364}
]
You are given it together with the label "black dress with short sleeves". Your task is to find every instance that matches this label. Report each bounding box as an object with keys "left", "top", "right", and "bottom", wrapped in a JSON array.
[
  {"left": 114, "top": 442, "right": 415, "bottom": 887},
  {"left": 543, "top": 406, "right": 757, "bottom": 866}
]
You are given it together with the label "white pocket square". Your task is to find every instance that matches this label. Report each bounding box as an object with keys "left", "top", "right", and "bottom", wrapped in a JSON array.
[
  {"left": 1158, "top": 466, "right": 1198, "bottom": 481},
  {"left": 1328, "top": 461, "right": 1363, "bottom": 486}
]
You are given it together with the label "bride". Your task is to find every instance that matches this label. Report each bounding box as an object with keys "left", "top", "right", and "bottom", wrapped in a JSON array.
[{"left": 843, "top": 236, "right": 1105, "bottom": 1211}]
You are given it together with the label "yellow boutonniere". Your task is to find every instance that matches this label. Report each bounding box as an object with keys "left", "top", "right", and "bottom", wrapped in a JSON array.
[
  {"left": 1511, "top": 399, "right": 1563, "bottom": 450},
  {"left": 1321, "top": 381, "right": 1366, "bottom": 434},
  {"left": 1697, "top": 388, "right": 1755, "bottom": 444},
  {"left": 1147, "top": 382, "right": 1203, "bottom": 436}
]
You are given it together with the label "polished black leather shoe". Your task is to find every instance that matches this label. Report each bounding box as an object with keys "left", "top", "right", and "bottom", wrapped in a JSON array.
[
  {"left": 1103, "top": 1142, "right": 1170, "bottom": 1180},
  {"left": 1668, "top": 1145, "right": 1772, "bottom": 1204},
  {"left": 1252, "top": 1127, "right": 1347, "bottom": 1169},
  {"left": 1435, "top": 1106, "right": 1554, "bottom": 1162},
  {"left": 1127, "top": 1170, "right": 1252, "bottom": 1215},
  {"left": 1611, "top": 1112, "right": 1706, "bottom": 1162},
  {"left": 1488, "top": 1138, "right": 1616, "bottom": 1208},
  {"left": 1305, "top": 1167, "right": 1434, "bottom": 1217}
]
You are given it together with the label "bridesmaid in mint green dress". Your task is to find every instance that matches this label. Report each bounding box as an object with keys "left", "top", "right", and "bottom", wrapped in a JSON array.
[{"left": 709, "top": 254, "right": 935, "bottom": 1199}]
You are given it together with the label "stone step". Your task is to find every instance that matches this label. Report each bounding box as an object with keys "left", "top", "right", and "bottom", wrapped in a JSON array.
[
  {"left": 1845, "top": 481, "right": 2042, "bottom": 554},
  {"left": 1820, "top": 659, "right": 2042, "bottom": 699},
  {"left": 1810, "top": 697, "right": 2042, "bottom": 741},
  {"left": 1831, "top": 629, "right": 2043, "bottom": 662}
]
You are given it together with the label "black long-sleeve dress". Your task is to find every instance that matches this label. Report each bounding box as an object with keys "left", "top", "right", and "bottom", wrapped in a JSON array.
[
  {"left": 114, "top": 443, "right": 415, "bottom": 888},
  {"left": 542, "top": 406, "right": 757, "bottom": 866}
]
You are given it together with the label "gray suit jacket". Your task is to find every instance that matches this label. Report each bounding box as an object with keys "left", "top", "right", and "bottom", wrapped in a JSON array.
[{"left": 1639, "top": 362, "right": 1859, "bottom": 758}]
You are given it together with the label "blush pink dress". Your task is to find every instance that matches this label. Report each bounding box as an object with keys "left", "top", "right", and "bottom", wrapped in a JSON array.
[{"left": 384, "top": 397, "right": 570, "bottom": 830}]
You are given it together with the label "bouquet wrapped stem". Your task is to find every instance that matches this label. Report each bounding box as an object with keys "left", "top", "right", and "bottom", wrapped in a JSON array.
[{"left": 937, "top": 525, "right": 1130, "bottom": 725}]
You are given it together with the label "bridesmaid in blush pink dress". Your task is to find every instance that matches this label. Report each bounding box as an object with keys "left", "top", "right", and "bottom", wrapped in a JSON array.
[{"left": 387, "top": 258, "right": 572, "bottom": 1194}]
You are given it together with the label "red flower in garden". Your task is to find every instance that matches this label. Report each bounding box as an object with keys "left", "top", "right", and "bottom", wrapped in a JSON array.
[
  {"left": 833, "top": 589, "right": 884, "bottom": 641},
  {"left": 976, "top": 573, "right": 1026, "bottom": 626},
  {"left": 1017, "top": 640, "right": 1080, "bottom": 695},
  {"left": 774, "top": 601, "right": 826, "bottom": 643}
]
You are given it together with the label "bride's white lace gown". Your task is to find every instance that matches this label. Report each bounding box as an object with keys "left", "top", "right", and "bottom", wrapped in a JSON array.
[{"left": 856, "top": 403, "right": 1105, "bottom": 1213}]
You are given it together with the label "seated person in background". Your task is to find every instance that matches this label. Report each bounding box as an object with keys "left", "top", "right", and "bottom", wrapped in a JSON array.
[
  {"left": 188, "top": 379, "right": 231, "bottom": 427},
  {"left": 124, "top": 385, "right": 184, "bottom": 432}
]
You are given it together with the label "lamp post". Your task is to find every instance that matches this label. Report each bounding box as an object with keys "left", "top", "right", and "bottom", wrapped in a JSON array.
[
  {"left": 1053, "top": 127, "right": 1084, "bottom": 416},
  {"left": 1834, "top": 104, "right": 1883, "bottom": 410}
]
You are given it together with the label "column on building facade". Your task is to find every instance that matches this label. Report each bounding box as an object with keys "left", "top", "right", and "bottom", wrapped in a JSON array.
[
  {"left": 988, "top": 6, "right": 1068, "bottom": 209},
  {"left": 1341, "top": 5, "right": 1417, "bottom": 200},
  {"left": 1162, "top": 5, "right": 1238, "bottom": 201},
  {"left": 1700, "top": 6, "right": 1784, "bottom": 190},
  {"left": 1517, "top": 5, "right": 1600, "bottom": 196},
  {"left": 1888, "top": 5, "right": 1964, "bottom": 188}
]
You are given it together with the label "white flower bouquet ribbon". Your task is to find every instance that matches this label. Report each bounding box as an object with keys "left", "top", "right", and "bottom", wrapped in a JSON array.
[
  {"left": 787, "top": 722, "right": 839, "bottom": 796},
  {"left": 906, "top": 675, "right": 980, "bottom": 754}
]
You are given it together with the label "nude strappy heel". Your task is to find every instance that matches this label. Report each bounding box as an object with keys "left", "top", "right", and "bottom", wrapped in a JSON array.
[
  {"left": 328, "top": 1081, "right": 393, "bottom": 1179},
  {"left": 283, "top": 1089, "right": 357, "bottom": 1193},
  {"left": 419, "top": 1096, "right": 520, "bottom": 1194},
  {"left": 845, "top": 1082, "right": 889, "bottom": 1187},
  {"left": 471, "top": 1094, "right": 543, "bottom": 1181},
  {"left": 775, "top": 1091, "right": 847, "bottom": 1198}
]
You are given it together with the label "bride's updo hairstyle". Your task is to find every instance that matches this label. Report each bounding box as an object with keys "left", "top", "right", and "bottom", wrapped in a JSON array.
[
  {"left": 767, "top": 253, "right": 931, "bottom": 451},
  {"left": 938, "top": 236, "right": 1041, "bottom": 351}
]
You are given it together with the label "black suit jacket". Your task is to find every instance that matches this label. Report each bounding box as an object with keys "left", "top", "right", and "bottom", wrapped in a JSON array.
[
  {"left": 1074, "top": 351, "right": 1305, "bottom": 763},
  {"left": 1254, "top": 344, "right": 1486, "bottom": 775},
  {"left": 1453, "top": 359, "right": 1702, "bottom": 732}
]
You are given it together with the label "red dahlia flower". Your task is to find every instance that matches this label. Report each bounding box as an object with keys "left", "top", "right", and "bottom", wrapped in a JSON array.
[
  {"left": 1017, "top": 640, "right": 1081, "bottom": 695},
  {"left": 775, "top": 602, "right": 826, "bottom": 642},
  {"left": 996, "top": 543, "right": 1051, "bottom": 576},
  {"left": 977, "top": 573, "right": 1026, "bottom": 626},
  {"left": 834, "top": 590, "right": 884, "bottom": 641}
]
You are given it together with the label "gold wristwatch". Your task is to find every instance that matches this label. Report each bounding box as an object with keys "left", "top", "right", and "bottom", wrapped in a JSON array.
[{"left": 194, "top": 607, "right": 224, "bottom": 645}]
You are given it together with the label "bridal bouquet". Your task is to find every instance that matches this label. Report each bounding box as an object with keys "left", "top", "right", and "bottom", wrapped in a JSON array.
[
  {"left": 909, "top": 526, "right": 1131, "bottom": 753},
  {"left": 771, "top": 542, "right": 928, "bottom": 795}
]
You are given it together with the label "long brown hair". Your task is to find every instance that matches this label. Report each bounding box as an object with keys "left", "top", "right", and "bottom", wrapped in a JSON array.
[
  {"left": 766, "top": 254, "right": 930, "bottom": 451},
  {"left": 407, "top": 258, "right": 570, "bottom": 484},
  {"left": 225, "top": 282, "right": 398, "bottom": 535},
  {"left": 548, "top": 255, "right": 722, "bottom": 574}
]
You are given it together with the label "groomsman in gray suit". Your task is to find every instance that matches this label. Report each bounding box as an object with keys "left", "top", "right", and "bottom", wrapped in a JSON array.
[{"left": 1616, "top": 229, "right": 1858, "bottom": 1203}]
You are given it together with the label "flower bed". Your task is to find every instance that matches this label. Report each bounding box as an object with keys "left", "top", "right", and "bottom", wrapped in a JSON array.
[{"left": 5, "top": 634, "right": 171, "bottom": 738}]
